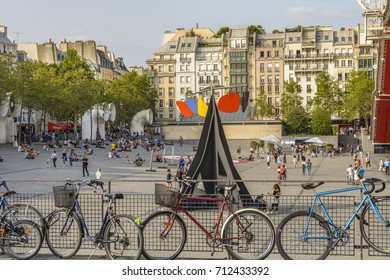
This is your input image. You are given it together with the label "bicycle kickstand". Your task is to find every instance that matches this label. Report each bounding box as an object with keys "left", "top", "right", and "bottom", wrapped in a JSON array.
[{"left": 88, "top": 243, "right": 104, "bottom": 260}]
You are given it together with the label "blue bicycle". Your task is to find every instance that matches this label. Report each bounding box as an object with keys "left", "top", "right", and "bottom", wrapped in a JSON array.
[
  {"left": 276, "top": 177, "right": 390, "bottom": 260},
  {"left": 44, "top": 179, "right": 143, "bottom": 259}
]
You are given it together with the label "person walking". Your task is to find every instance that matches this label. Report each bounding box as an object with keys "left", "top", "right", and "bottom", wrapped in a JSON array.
[
  {"left": 82, "top": 155, "right": 89, "bottom": 177},
  {"left": 269, "top": 183, "right": 281, "bottom": 213},
  {"left": 178, "top": 136, "right": 183, "bottom": 149},
  {"left": 385, "top": 158, "right": 390, "bottom": 175},
  {"left": 68, "top": 148, "right": 74, "bottom": 167},
  {"left": 346, "top": 164, "right": 354, "bottom": 184},
  {"left": 365, "top": 152, "right": 371, "bottom": 170},
  {"left": 61, "top": 149, "right": 67, "bottom": 166},
  {"left": 306, "top": 159, "right": 312, "bottom": 175},
  {"left": 50, "top": 150, "right": 57, "bottom": 168},
  {"left": 166, "top": 169, "right": 173, "bottom": 191},
  {"left": 301, "top": 153, "right": 306, "bottom": 175},
  {"left": 94, "top": 167, "right": 106, "bottom": 193},
  {"left": 378, "top": 158, "right": 385, "bottom": 172},
  {"left": 266, "top": 153, "right": 271, "bottom": 169}
]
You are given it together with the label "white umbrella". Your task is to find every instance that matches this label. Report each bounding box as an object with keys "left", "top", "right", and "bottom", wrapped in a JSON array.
[
  {"left": 260, "top": 134, "right": 281, "bottom": 143},
  {"left": 304, "top": 137, "right": 327, "bottom": 145}
]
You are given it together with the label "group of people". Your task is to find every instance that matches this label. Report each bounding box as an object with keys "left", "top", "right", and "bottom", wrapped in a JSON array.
[{"left": 254, "top": 183, "right": 282, "bottom": 213}]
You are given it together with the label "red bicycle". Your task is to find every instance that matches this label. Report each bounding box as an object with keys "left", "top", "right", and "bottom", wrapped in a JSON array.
[{"left": 142, "top": 179, "right": 275, "bottom": 260}]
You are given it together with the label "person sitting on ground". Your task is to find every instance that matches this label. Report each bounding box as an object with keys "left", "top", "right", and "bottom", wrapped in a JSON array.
[
  {"left": 254, "top": 194, "right": 267, "bottom": 211},
  {"left": 0, "top": 155, "right": 3, "bottom": 162}
]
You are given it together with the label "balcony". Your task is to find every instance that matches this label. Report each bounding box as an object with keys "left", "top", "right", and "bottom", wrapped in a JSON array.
[{"left": 180, "top": 57, "right": 192, "bottom": 63}]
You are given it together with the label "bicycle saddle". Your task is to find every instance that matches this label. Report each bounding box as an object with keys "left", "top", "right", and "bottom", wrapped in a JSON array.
[
  {"left": 104, "top": 193, "right": 124, "bottom": 200},
  {"left": 215, "top": 184, "right": 237, "bottom": 193},
  {"left": 301, "top": 181, "right": 325, "bottom": 190},
  {"left": 1, "top": 191, "right": 16, "bottom": 197}
]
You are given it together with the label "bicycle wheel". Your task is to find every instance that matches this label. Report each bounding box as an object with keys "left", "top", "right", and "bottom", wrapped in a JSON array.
[
  {"left": 45, "top": 209, "right": 82, "bottom": 259},
  {"left": 142, "top": 210, "right": 186, "bottom": 260},
  {"left": 104, "top": 214, "right": 143, "bottom": 260},
  {"left": 361, "top": 197, "right": 390, "bottom": 254},
  {"left": 3, "top": 219, "right": 43, "bottom": 260},
  {"left": 222, "top": 209, "right": 275, "bottom": 260},
  {"left": 4, "top": 203, "right": 45, "bottom": 228},
  {"left": 276, "top": 211, "right": 332, "bottom": 260}
]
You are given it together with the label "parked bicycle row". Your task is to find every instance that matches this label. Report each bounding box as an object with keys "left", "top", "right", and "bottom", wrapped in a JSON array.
[{"left": 0, "top": 177, "right": 389, "bottom": 260}]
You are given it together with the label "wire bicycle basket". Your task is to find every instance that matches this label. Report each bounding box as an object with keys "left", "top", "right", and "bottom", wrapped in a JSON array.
[
  {"left": 155, "top": 183, "right": 179, "bottom": 208},
  {"left": 53, "top": 185, "right": 77, "bottom": 208}
]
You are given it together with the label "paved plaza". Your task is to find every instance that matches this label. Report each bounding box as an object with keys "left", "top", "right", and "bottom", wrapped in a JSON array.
[{"left": 0, "top": 138, "right": 389, "bottom": 197}]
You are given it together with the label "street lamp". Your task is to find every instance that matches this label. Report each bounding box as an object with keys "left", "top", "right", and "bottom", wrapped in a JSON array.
[{"left": 119, "top": 100, "right": 123, "bottom": 138}]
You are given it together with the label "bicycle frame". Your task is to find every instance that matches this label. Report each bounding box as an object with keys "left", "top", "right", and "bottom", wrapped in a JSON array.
[
  {"left": 304, "top": 182, "right": 389, "bottom": 241},
  {"left": 166, "top": 194, "right": 245, "bottom": 243},
  {"left": 63, "top": 192, "right": 114, "bottom": 243}
]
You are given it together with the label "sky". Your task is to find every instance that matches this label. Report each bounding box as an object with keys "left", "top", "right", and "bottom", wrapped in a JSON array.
[{"left": 2, "top": 0, "right": 366, "bottom": 68}]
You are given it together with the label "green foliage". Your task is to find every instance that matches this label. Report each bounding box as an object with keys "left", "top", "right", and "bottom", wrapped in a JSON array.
[
  {"left": 215, "top": 27, "right": 230, "bottom": 38},
  {"left": 250, "top": 140, "right": 258, "bottom": 151},
  {"left": 0, "top": 58, "right": 14, "bottom": 101},
  {"left": 267, "top": 142, "right": 274, "bottom": 151},
  {"left": 272, "top": 30, "right": 283, "bottom": 34},
  {"left": 313, "top": 72, "right": 342, "bottom": 115},
  {"left": 253, "top": 88, "right": 275, "bottom": 119},
  {"left": 325, "top": 144, "right": 334, "bottom": 153},
  {"left": 281, "top": 80, "right": 303, "bottom": 117},
  {"left": 342, "top": 70, "right": 374, "bottom": 124},
  {"left": 247, "top": 25, "right": 265, "bottom": 34},
  {"left": 258, "top": 140, "right": 265, "bottom": 148},
  {"left": 311, "top": 107, "right": 333, "bottom": 135},
  {"left": 284, "top": 107, "right": 310, "bottom": 134}
]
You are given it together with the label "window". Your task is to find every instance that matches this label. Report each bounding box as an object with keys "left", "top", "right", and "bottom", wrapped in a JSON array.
[
  {"left": 307, "top": 76, "right": 311, "bottom": 82},
  {"left": 275, "top": 97, "right": 280, "bottom": 106},
  {"left": 186, "top": 65, "right": 190, "bottom": 71},
  {"left": 275, "top": 84, "right": 280, "bottom": 93},
  {"left": 341, "top": 60, "right": 346, "bottom": 67},
  {"left": 199, "top": 76, "right": 204, "bottom": 83},
  {"left": 159, "top": 99, "right": 164, "bottom": 107},
  {"left": 348, "top": 60, "right": 352, "bottom": 67},
  {"left": 306, "top": 85, "right": 312, "bottom": 93},
  {"left": 267, "top": 85, "right": 272, "bottom": 92},
  {"left": 168, "top": 65, "right": 174, "bottom": 72},
  {"left": 213, "top": 64, "right": 218, "bottom": 71},
  {"left": 334, "top": 37, "right": 339, "bottom": 43},
  {"left": 180, "top": 65, "right": 185, "bottom": 71},
  {"left": 260, "top": 63, "right": 265, "bottom": 72},
  {"left": 348, "top": 37, "right": 352, "bottom": 42},
  {"left": 186, "top": 76, "right": 191, "bottom": 83},
  {"left": 275, "top": 51, "right": 279, "bottom": 57},
  {"left": 267, "top": 97, "right": 272, "bottom": 104},
  {"left": 272, "top": 41, "right": 277, "bottom": 47},
  {"left": 267, "top": 63, "right": 272, "bottom": 72},
  {"left": 180, "top": 87, "right": 185, "bottom": 94},
  {"left": 169, "top": 111, "right": 174, "bottom": 119},
  {"left": 260, "top": 75, "right": 265, "bottom": 83},
  {"left": 158, "top": 66, "right": 163, "bottom": 72},
  {"left": 345, "top": 73, "right": 349, "bottom": 80},
  {"left": 169, "top": 99, "right": 174, "bottom": 108},
  {"left": 296, "top": 37, "right": 301, "bottom": 42},
  {"left": 341, "top": 37, "right": 346, "bottom": 42},
  {"left": 324, "top": 35, "right": 329, "bottom": 40},
  {"left": 289, "top": 63, "right": 293, "bottom": 71},
  {"left": 260, "top": 51, "right": 264, "bottom": 58},
  {"left": 168, "top": 88, "right": 174, "bottom": 96},
  {"left": 169, "top": 77, "right": 174, "bottom": 83},
  {"left": 289, "top": 37, "right": 293, "bottom": 42},
  {"left": 275, "top": 75, "right": 280, "bottom": 83},
  {"left": 275, "top": 62, "right": 280, "bottom": 72},
  {"left": 260, "top": 85, "right": 265, "bottom": 92},
  {"left": 180, "top": 76, "right": 185, "bottom": 83},
  {"left": 267, "top": 75, "right": 272, "bottom": 83},
  {"left": 338, "top": 73, "right": 343, "bottom": 81},
  {"left": 335, "top": 60, "right": 339, "bottom": 67},
  {"left": 158, "top": 88, "right": 164, "bottom": 97},
  {"left": 267, "top": 51, "right": 272, "bottom": 58}
]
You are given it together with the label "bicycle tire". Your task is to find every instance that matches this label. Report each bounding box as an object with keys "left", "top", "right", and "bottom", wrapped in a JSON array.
[
  {"left": 45, "top": 209, "right": 83, "bottom": 259},
  {"left": 104, "top": 214, "right": 144, "bottom": 260},
  {"left": 360, "top": 196, "right": 390, "bottom": 254},
  {"left": 222, "top": 208, "right": 275, "bottom": 260},
  {"left": 142, "top": 210, "right": 186, "bottom": 260},
  {"left": 3, "top": 219, "right": 43, "bottom": 260},
  {"left": 4, "top": 203, "right": 45, "bottom": 229},
  {"left": 276, "top": 211, "right": 332, "bottom": 260}
]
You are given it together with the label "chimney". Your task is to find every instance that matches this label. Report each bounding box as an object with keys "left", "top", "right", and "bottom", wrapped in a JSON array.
[{"left": 0, "top": 25, "right": 7, "bottom": 35}]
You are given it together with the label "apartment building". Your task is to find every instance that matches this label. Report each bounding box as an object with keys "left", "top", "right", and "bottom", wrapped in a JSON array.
[
  {"left": 254, "top": 32, "right": 284, "bottom": 116},
  {"left": 284, "top": 26, "right": 336, "bottom": 107},
  {"left": 0, "top": 25, "right": 17, "bottom": 60}
]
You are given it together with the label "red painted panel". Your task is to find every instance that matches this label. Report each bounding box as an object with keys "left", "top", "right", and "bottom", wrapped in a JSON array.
[
  {"left": 375, "top": 99, "right": 390, "bottom": 143},
  {"left": 383, "top": 42, "right": 390, "bottom": 94}
]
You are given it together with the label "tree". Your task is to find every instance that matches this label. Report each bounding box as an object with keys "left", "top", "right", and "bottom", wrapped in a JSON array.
[
  {"left": 247, "top": 25, "right": 265, "bottom": 34},
  {"left": 215, "top": 27, "right": 230, "bottom": 38},
  {"left": 252, "top": 88, "right": 275, "bottom": 119},
  {"left": 342, "top": 70, "right": 374, "bottom": 126},
  {"left": 313, "top": 72, "right": 342, "bottom": 116},
  {"left": 284, "top": 107, "right": 310, "bottom": 134},
  {"left": 0, "top": 58, "right": 14, "bottom": 102},
  {"left": 280, "top": 80, "right": 303, "bottom": 117},
  {"left": 311, "top": 107, "right": 333, "bottom": 135}
]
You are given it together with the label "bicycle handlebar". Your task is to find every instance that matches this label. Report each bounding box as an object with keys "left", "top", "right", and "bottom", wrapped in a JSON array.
[{"left": 362, "top": 178, "right": 386, "bottom": 195}]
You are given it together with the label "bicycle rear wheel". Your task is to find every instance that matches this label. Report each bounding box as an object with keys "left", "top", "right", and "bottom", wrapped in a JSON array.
[
  {"left": 45, "top": 209, "right": 82, "bottom": 259},
  {"left": 4, "top": 203, "right": 45, "bottom": 229},
  {"left": 104, "top": 214, "right": 143, "bottom": 260},
  {"left": 222, "top": 209, "right": 275, "bottom": 260},
  {"left": 142, "top": 210, "right": 186, "bottom": 260},
  {"left": 276, "top": 211, "right": 332, "bottom": 260},
  {"left": 3, "top": 219, "right": 43, "bottom": 260},
  {"left": 361, "top": 197, "right": 390, "bottom": 254}
]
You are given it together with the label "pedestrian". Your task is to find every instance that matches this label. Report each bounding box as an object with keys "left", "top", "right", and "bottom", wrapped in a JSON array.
[
  {"left": 166, "top": 169, "right": 173, "bottom": 191},
  {"left": 301, "top": 154, "right": 306, "bottom": 175},
  {"left": 276, "top": 165, "right": 281, "bottom": 184},
  {"left": 269, "top": 183, "right": 281, "bottom": 212},
  {"left": 68, "top": 148, "right": 74, "bottom": 166},
  {"left": 178, "top": 136, "right": 183, "bottom": 149},
  {"left": 292, "top": 155, "right": 297, "bottom": 168},
  {"left": 61, "top": 148, "right": 67, "bottom": 166},
  {"left": 237, "top": 146, "right": 242, "bottom": 158},
  {"left": 365, "top": 153, "right": 371, "bottom": 170},
  {"left": 94, "top": 167, "right": 106, "bottom": 193},
  {"left": 346, "top": 164, "right": 354, "bottom": 184},
  {"left": 266, "top": 153, "right": 271, "bottom": 169},
  {"left": 358, "top": 166, "right": 365, "bottom": 180},
  {"left": 82, "top": 155, "right": 89, "bottom": 177},
  {"left": 50, "top": 150, "right": 57, "bottom": 168},
  {"left": 306, "top": 159, "right": 312, "bottom": 175},
  {"left": 280, "top": 164, "right": 287, "bottom": 185},
  {"left": 385, "top": 158, "right": 390, "bottom": 175},
  {"left": 254, "top": 194, "right": 267, "bottom": 211},
  {"left": 378, "top": 158, "right": 385, "bottom": 172}
]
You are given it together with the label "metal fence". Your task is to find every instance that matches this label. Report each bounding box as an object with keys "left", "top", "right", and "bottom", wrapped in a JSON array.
[{"left": 2, "top": 179, "right": 390, "bottom": 259}]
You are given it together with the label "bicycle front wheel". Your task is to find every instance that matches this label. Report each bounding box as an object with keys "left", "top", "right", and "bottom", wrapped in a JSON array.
[
  {"left": 3, "top": 219, "right": 43, "bottom": 260},
  {"left": 104, "top": 214, "right": 143, "bottom": 260},
  {"left": 45, "top": 209, "right": 82, "bottom": 259},
  {"left": 222, "top": 209, "right": 275, "bottom": 260},
  {"left": 142, "top": 211, "right": 186, "bottom": 260},
  {"left": 361, "top": 197, "right": 390, "bottom": 254},
  {"left": 276, "top": 211, "right": 332, "bottom": 260}
]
